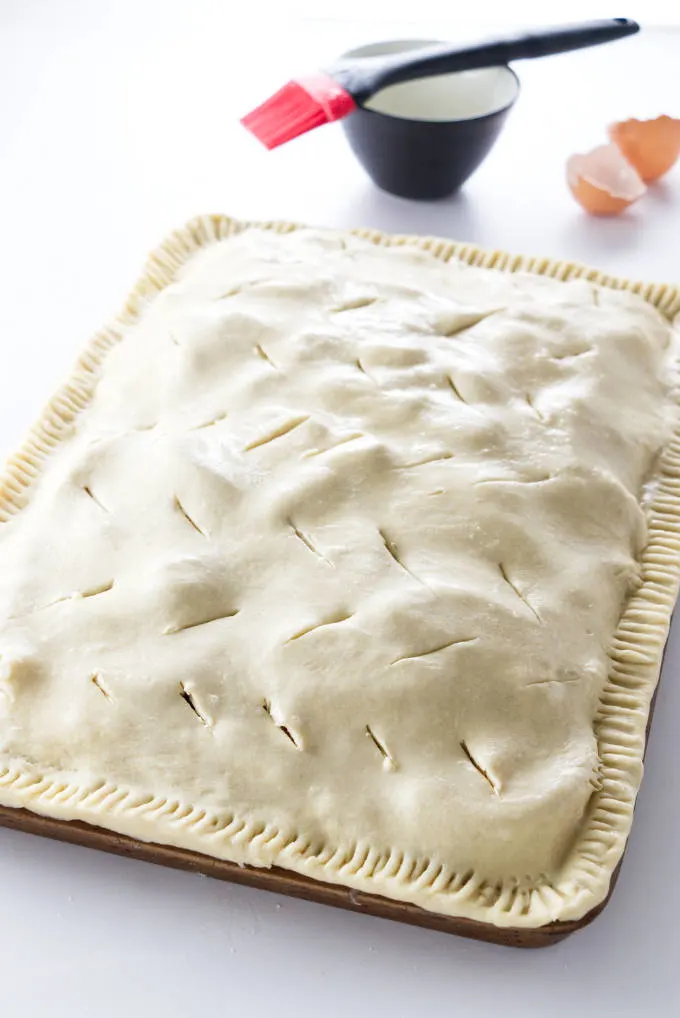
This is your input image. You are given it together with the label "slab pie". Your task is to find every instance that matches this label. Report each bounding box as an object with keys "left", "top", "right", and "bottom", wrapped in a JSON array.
[{"left": 0, "top": 215, "right": 678, "bottom": 932}]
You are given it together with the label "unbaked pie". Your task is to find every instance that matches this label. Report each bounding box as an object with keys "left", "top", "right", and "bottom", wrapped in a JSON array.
[{"left": 0, "top": 215, "right": 678, "bottom": 932}]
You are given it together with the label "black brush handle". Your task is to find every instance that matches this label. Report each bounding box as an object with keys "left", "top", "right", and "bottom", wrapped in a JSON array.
[{"left": 331, "top": 19, "right": 639, "bottom": 104}]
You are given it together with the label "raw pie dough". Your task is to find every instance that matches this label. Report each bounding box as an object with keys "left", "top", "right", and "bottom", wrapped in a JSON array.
[{"left": 0, "top": 216, "right": 679, "bottom": 930}]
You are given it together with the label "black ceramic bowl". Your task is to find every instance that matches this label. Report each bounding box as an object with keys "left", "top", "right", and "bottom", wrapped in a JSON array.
[{"left": 341, "top": 40, "right": 520, "bottom": 201}]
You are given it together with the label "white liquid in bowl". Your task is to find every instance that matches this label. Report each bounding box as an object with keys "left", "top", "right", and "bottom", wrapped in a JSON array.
[
  {"left": 341, "top": 39, "right": 520, "bottom": 124},
  {"left": 364, "top": 66, "right": 519, "bottom": 123}
]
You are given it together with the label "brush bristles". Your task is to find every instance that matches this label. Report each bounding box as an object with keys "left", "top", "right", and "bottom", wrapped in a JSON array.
[{"left": 240, "top": 76, "right": 356, "bottom": 150}]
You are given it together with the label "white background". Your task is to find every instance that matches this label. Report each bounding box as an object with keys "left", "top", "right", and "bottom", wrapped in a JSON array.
[{"left": 0, "top": 3, "right": 679, "bottom": 1016}]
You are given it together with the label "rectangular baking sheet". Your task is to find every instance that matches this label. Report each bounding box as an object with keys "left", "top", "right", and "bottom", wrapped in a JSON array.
[{"left": 0, "top": 214, "right": 674, "bottom": 947}]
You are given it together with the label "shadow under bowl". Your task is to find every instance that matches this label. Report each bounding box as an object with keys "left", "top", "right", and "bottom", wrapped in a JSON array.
[{"left": 340, "top": 39, "right": 520, "bottom": 202}]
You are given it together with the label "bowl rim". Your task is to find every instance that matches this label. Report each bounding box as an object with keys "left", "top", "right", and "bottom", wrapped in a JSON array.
[{"left": 339, "top": 39, "right": 521, "bottom": 127}]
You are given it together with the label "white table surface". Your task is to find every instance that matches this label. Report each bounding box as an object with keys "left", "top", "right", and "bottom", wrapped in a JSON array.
[{"left": 0, "top": 4, "right": 679, "bottom": 1016}]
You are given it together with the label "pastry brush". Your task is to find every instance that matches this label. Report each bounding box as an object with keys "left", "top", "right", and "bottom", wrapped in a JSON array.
[{"left": 241, "top": 19, "right": 639, "bottom": 150}]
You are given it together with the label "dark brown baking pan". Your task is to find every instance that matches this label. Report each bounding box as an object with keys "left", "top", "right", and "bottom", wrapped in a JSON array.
[
  {"left": 0, "top": 665, "right": 662, "bottom": 949},
  {"left": 0, "top": 803, "right": 621, "bottom": 948}
]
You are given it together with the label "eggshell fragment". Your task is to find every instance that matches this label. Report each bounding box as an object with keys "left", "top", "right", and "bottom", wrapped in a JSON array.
[
  {"left": 609, "top": 115, "right": 680, "bottom": 182},
  {"left": 567, "top": 143, "right": 646, "bottom": 216}
]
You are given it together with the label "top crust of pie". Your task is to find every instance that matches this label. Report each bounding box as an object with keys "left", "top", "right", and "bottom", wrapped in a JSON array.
[{"left": 0, "top": 216, "right": 678, "bottom": 929}]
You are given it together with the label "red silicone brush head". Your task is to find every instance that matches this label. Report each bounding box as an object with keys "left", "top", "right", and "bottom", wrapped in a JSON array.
[{"left": 240, "top": 73, "right": 357, "bottom": 150}]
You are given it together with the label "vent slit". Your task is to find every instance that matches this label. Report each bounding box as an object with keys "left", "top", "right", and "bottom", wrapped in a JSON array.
[
  {"left": 460, "top": 740, "right": 498, "bottom": 795},
  {"left": 304, "top": 433, "right": 364, "bottom": 458},
  {"left": 475, "top": 475, "right": 551, "bottom": 487},
  {"left": 82, "top": 580, "right": 114, "bottom": 598},
  {"left": 179, "top": 682, "right": 212, "bottom": 728},
  {"left": 551, "top": 348, "right": 590, "bottom": 361},
  {"left": 333, "top": 296, "right": 377, "bottom": 312},
  {"left": 286, "top": 612, "right": 352, "bottom": 642},
  {"left": 288, "top": 520, "right": 333, "bottom": 566},
  {"left": 527, "top": 676, "right": 581, "bottom": 687},
  {"left": 524, "top": 394, "right": 545, "bottom": 421},
  {"left": 436, "top": 309, "right": 499, "bottom": 337},
  {"left": 244, "top": 416, "right": 309, "bottom": 452},
  {"left": 83, "top": 485, "right": 110, "bottom": 513},
  {"left": 174, "top": 496, "right": 208, "bottom": 537},
  {"left": 355, "top": 358, "right": 377, "bottom": 383},
  {"left": 378, "top": 529, "right": 425, "bottom": 586},
  {"left": 191, "top": 412, "right": 227, "bottom": 431},
  {"left": 91, "top": 673, "right": 113, "bottom": 702},
  {"left": 261, "top": 699, "right": 302, "bottom": 750},
  {"left": 447, "top": 375, "right": 469, "bottom": 404},
  {"left": 254, "top": 344, "right": 279, "bottom": 370},
  {"left": 365, "top": 725, "right": 395, "bottom": 770},
  {"left": 392, "top": 637, "right": 478, "bottom": 664},
  {"left": 164, "top": 609, "right": 239, "bottom": 635},
  {"left": 8, "top": 582, "right": 113, "bottom": 619},
  {"left": 499, "top": 563, "right": 542, "bottom": 623},
  {"left": 396, "top": 452, "right": 454, "bottom": 470}
]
